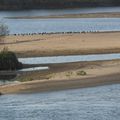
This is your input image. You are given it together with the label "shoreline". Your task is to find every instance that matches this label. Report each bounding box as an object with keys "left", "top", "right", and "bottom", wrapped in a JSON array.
[
  {"left": 0, "top": 73, "right": 120, "bottom": 94},
  {"left": 16, "top": 48, "right": 120, "bottom": 58},
  {"left": 5, "top": 12, "right": 120, "bottom": 19}
]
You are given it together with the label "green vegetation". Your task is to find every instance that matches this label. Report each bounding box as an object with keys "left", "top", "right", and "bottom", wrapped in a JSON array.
[
  {"left": 77, "top": 70, "right": 87, "bottom": 76},
  {"left": 0, "top": 48, "right": 22, "bottom": 70},
  {"left": 66, "top": 71, "right": 73, "bottom": 78},
  {"left": 0, "top": 22, "right": 21, "bottom": 71},
  {"left": 0, "top": 0, "right": 120, "bottom": 10}
]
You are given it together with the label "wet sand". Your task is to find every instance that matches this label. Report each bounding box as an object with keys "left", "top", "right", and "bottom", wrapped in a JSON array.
[{"left": 1, "top": 32, "right": 120, "bottom": 57}]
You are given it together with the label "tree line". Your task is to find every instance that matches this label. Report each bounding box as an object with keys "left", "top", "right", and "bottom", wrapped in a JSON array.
[{"left": 0, "top": 0, "right": 120, "bottom": 10}]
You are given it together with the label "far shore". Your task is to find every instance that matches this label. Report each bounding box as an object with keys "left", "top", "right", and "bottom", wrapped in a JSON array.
[{"left": 5, "top": 12, "right": 120, "bottom": 19}]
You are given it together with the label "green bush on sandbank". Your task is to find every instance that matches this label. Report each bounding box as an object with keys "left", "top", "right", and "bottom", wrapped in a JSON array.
[{"left": 0, "top": 49, "right": 22, "bottom": 70}]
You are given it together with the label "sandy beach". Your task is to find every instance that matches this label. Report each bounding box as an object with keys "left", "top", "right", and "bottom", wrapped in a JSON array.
[
  {"left": 0, "top": 60, "right": 120, "bottom": 94},
  {"left": 1, "top": 32, "right": 120, "bottom": 57}
]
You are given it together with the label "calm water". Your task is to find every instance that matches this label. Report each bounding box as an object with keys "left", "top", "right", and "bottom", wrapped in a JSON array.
[
  {"left": 19, "top": 53, "right": 120, "bottom": 64},
  {"left": 3, "top": 18, "right": 120, "bottom": 34},
  {"left": 1, "top": 7, "right": 120, "bottom": 34},
  {"left": 0, "top": 84, "right": 120, "bottom": 120}
]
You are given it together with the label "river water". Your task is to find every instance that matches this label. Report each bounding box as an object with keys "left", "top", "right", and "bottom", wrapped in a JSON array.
[
  {"left": 19, "top": 53, "right": 120, "bottom": 64},
  {"left": 1, "top": 7, "right": 120, "bottom": 34},
  {"left": 4, "top": 18, "right": 120, "bottom": 34},
  {"left": 0, "top": 84, "right": 120, "bottom": 120}
]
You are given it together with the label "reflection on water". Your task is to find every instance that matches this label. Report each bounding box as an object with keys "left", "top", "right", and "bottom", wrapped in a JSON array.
[
  {"left": 19, "top": 66, "right": 49, "bottom": 72},
  {"left": 19, "top": 53, "right": 120, "bottom": 64},
  {"left": 0, "top": 84, "right": 120, "bottom": 120}
]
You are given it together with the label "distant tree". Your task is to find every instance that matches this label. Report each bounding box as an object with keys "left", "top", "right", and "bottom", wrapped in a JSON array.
[{"left": 0, "top": 22, "right": 9, "bottom": 44}]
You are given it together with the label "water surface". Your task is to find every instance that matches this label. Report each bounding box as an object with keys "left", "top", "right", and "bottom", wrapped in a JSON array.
[
  {"left": 0, "top": 84, "right": 120, "bottom": 120},
  {"left": 3, "top": 18, "right": 120, "bottom": 34},
  {"left": 19, "top": 53, "right": 120, "bottom": 64},
  {"left": 1, "top": 7, "right": 120, "bottom": 34}
]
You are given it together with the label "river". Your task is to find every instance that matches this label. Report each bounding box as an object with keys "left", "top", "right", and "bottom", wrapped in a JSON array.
[
  {"left": 1, "top": 7, "right": 120, "bottom": 34},
  {"left": 19, "top": 53, "right": 120, "bottom": 64},
  {"left": 0, "top": 84, "right": 120, "bottom": 120}
]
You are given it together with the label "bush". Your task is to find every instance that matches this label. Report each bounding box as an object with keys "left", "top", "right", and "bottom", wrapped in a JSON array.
[
  {"left": 0, "top": 49, "right": 22, "bottom": 70},
  {"left": 77, "top": 70, "right": 87, "bottom": 76}
]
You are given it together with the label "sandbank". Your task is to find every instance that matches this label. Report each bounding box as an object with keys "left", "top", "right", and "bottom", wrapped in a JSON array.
[{"left": 1, "top": 32, "right": 120, "bottom": 57}]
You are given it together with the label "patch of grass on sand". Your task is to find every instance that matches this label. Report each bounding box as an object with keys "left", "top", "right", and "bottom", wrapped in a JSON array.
[
  {"left": 76, "top": 70, "right": 87, "bottom": 76},
  {"left": 66, "top": 71, "right": 73, "bottom": 78},
  {"left": 20, "top": 77, "right": 34, "bottom": 82},
  {"left": 46, "top": 74, "right": 55, "bottom": 80}
]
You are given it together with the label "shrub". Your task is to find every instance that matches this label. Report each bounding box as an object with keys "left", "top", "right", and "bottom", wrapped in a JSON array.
[
  {"left": 77, "top": 70, "right": 87, "bottom": 76},
  {"left": 66, "top": 71, "right": 73, "bottom": 78},
  {"left": 0, "top": 49, "right": 22, "bottom": 70}
]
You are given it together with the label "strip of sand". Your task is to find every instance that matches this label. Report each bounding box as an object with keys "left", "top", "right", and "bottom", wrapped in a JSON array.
[
  {"left": 5, "top": 12, "right": 120, "bottom": 19},
  {"left": 1, "top": 32, "right": 120, "bottom": 57},
  {"left": 0, "top": 60, "right": 120, "bottom": 94}
]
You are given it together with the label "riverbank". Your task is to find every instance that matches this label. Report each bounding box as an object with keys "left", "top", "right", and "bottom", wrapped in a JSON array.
[
  {"left": 6, "top": 12, "right": 120, "bottom": 19},
  {"left": 1, "top": 32, "right": 120, "bottom": 57},
  {"left": 0, "top": 60, "right": 120, "bottom": 94}
]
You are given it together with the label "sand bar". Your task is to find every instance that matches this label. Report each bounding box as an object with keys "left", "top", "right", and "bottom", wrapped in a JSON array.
[
  {"left": 1, "top": 32, "right": 120, "bottom": 57},
  {"left": 0, "top": 60, "right": 120, "bottom": 94}
]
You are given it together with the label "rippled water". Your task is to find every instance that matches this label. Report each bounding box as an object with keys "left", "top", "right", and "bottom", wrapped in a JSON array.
[
  {"left": 1, "top": 7, "right": 120, "bottom": 34},
  {"left": 3, "top": 18, "right": 120, "bottom": 34},
  {"left": 19, "top": 53, "right": 120, "bottom": 64},
  {"left": 0, "top": 84, "right": 120, "bottom": 120}
]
